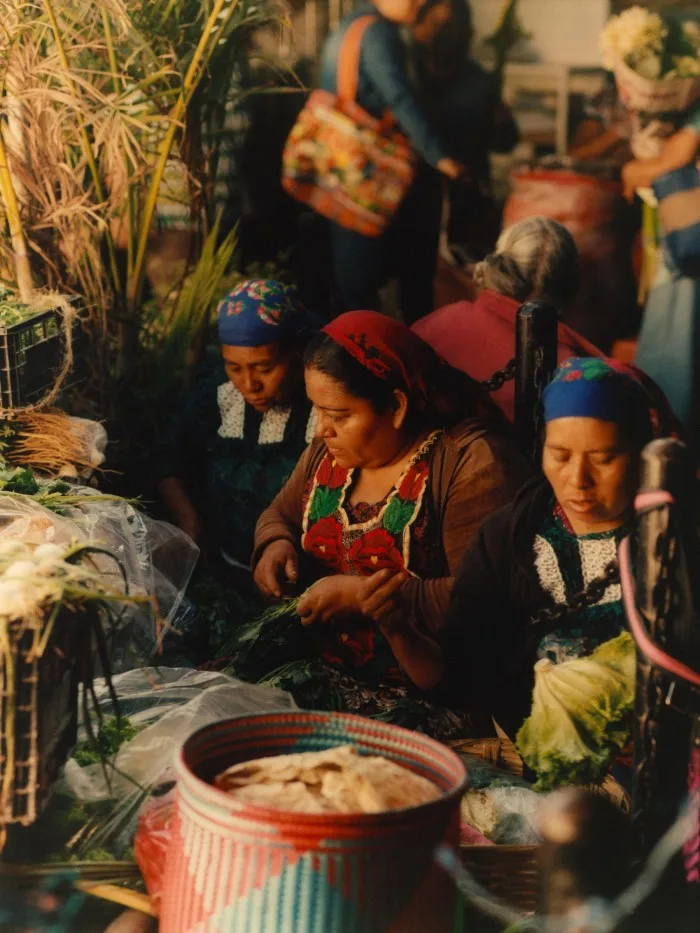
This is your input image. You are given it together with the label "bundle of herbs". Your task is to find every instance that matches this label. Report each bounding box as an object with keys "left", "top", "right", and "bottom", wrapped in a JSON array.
[{"left": 1, "top": 411, "right": 103, "bottom": 478}]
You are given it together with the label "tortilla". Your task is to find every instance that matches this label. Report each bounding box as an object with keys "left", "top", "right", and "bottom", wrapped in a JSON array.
[{"left": 214, "top": 744, "right": 439, "bottom": 815}]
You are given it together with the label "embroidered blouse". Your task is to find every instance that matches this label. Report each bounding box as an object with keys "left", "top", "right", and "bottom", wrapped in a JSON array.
[
  {"left": 253, "top": 416, "right": 532, "bottom": 681},
  {"left": 534, "top": 501, "right": 629, "bottom": 664},
  {"left": 154, "top": 365, "right": 317, "bottom": 565}
]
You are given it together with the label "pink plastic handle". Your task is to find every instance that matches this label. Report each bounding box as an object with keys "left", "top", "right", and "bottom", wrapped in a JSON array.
[
  {"left": 619, "top": 535, "right": 700, "bottom": 688},
  {"left": 634, "top": 490, "right": 674, "bottom": 511}
]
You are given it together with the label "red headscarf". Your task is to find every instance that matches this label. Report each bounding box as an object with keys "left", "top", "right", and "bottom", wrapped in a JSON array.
[{"left": 322, "top": 310, "right": 502, "bottom": 422}]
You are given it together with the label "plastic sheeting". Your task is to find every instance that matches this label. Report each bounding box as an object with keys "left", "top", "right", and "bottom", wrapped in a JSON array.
[
  {"left": 0, "top": 489, "right": 199, "bottom": 671},
  {"left": 57, "top": 668, "right": 298, "bottom": 859}
]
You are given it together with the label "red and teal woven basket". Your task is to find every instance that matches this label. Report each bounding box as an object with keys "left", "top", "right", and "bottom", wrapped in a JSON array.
[{"left": 160, "top": 711, "right": 467, "bottom": 933}]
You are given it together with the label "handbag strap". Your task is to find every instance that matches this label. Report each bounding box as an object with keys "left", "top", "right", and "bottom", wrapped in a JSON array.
[{"left": 337, "top": 14, "right": 377, "bottom": 103}]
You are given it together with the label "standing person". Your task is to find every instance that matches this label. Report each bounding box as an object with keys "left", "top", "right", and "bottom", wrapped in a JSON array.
[
  {"left": 410, "top": 0, "right": 519, "bottom": 267},
  {"left": 622, "top": 106, "right": 700, "bottom": 443},
  {"left": 318, "top": 0, "right": 467, "bottom": 314}
]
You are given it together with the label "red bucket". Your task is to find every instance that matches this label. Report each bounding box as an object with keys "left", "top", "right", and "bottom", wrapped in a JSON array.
[{"left": 160, "top": 711, "right": 467, "bottom": 933}]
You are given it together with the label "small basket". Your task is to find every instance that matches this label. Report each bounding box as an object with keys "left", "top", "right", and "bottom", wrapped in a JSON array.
[
  {"left": 450, "top": 730, "right": 630, "bottom": 915},
  {"left": 460, "top": 844, "right": 540, "bottom": 914},
  {"left": 0, "top": 608, "right": 85, "bottom": 827},
  {"left": 0, "top": 305, "right": 82, "bottom": 410}
]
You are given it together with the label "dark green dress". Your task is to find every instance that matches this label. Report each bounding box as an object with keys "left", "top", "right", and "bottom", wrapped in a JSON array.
[{"left": 155, "top": 365, "right": 316, "bottom": 655}]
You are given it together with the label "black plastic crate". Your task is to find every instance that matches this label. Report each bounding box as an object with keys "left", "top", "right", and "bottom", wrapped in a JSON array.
[{"left": 0, "top": 305, "right": 82, "bottom": 409}]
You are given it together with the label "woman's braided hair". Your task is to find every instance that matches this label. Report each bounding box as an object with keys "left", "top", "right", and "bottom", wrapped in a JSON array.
[{"left": 473, "top": 216, "right": 581, "bottom": 308}]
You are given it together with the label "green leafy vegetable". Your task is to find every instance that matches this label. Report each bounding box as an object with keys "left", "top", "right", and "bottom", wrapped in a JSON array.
[
  {"left": 516, "top": 633, "right": 635, "bottom": 791},
  {"left": 73, "top": 716, "right": 139, "bottom": 766}
]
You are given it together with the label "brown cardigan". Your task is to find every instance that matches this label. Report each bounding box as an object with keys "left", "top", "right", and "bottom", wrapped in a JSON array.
[{"left": 252, "top": 417, "right": 532, "bottom": 634}]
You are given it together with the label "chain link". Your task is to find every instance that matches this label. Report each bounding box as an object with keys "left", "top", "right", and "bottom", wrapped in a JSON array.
[
  {"left": 528, "top": 560, "right": 621, "bottom": 634},
  {"left": 633, "top": 518, "right": 683, "bottom": 856},
  {"left": 481, "top": 357, "right": 516, "bottom": 393}
]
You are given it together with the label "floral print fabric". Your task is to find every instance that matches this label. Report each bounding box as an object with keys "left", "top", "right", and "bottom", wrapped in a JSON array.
[{"left": 301, "top": 432, "right": 440, "bottom": 680}]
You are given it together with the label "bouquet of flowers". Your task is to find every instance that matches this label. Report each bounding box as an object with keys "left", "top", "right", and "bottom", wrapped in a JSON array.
[{"left": 600, "top": 7, "right": 700, "bottom": 114}]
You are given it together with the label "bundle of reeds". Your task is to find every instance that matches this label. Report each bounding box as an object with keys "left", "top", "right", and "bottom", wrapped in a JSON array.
[{"left": 3, "top": 411, "right": 103, "bottom": 477}]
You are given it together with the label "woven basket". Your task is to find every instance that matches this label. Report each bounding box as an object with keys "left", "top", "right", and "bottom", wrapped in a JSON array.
[
  {"left": 0, "top": 608, "right": 85, "bottom": 828},
  {"left": 450, "top": 727, "right": 631, "bottom": 914}
]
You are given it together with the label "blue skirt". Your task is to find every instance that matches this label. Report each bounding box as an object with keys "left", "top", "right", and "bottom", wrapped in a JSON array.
[{"left": 636, "top": 261, "right": 700, "bottom": 443}]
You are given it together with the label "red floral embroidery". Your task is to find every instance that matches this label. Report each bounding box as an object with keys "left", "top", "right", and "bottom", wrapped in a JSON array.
[
  {"left": 347, "top": 527, "right": 404, "bottom": 575},
  {"left": 323, "top": 625, "right": 376, "bottom": 668},
  {"left": 316, "top": 455, "right": 347, "bottom": 490},
  {"left": 303, "top": 516, "right": 345, "bottom": 571},
  {"left": 397, "top": 462, "right": 429, "bottom": 501}
]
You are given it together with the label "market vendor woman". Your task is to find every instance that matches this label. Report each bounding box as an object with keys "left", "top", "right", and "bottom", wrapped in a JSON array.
[
  {"left": 155, "top": 279, "right": 320, "bottom": 568},
  {"left": 228, "top": 311, "right": 531, "bottom": 737},
  {"left": 375, "top": 358, "right": 679, "bottom": 733}
]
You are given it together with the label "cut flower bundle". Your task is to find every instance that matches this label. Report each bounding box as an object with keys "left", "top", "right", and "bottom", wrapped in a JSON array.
[{"left": 601, "top": 7, "right": 700, "bottom": 115}]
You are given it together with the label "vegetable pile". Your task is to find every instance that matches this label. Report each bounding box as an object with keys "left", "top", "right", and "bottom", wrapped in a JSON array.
[{"left": 516, "top": 633, "right": 635, "bottom": 791}]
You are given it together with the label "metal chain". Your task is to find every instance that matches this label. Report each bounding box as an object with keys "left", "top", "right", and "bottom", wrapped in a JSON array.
[
  {"left": 633, "top": 519, "right": 683, "bottom": 856},
  {"left": 481, "top": 357, "right": 516, "bottom": 393},
  {"left": 528, "top": 559, "right": 620, "bottom": 635}
]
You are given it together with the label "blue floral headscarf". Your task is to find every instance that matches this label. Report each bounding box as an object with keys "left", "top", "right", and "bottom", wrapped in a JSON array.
[
  {"left": 217, "top": 279, "right": 320, "bottom": 348},
  {"left": 542, "top": 357, "right": 655, "bottom": 444}
]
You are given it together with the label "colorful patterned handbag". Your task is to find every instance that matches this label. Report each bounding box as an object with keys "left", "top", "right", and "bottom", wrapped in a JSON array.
[
  {"left": 281, "top": 15, "right": 417, "bottom": 238},
  {"left": 653, "top": 163, "right": 700, "bottom": 277}
]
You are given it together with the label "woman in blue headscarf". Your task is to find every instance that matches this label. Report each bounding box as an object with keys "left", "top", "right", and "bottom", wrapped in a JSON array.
[
  {"left": 370, "top": 357, "right": 679, "bottom": 731},
  {"left": 154, "top": 280, "right": 319, "bottom": 653}
]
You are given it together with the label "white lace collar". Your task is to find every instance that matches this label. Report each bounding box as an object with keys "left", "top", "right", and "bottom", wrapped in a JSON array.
[{"left": 217, "top": 382, "right": 317, "bottom": 445}]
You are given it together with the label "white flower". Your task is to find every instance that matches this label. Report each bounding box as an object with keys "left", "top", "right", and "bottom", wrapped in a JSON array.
[
  {"left": 672, "top": 55, "right": 700, "bottom": 78},
  {"left": 635, "top": 53, "right": 662, "bottom": 80},
  {"left": 600, "top": 6, "right": 667, "bottom": 73},
  {"left": 33, "top": 543, "right": 65, "bottom": 561},
  {"left": 0, "top": 579, "right": 41, "bottom": 619},
  {"left": 4, "top": 560, "right": 39, "bottom": 580},
  {"left": 683, "top": 21, "right": 700, "bottom": 50}
]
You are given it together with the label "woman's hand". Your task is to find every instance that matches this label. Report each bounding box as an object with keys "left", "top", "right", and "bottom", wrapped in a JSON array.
[
  {"left": 358, "top": 569, "right": 409, "bottom": 629},
  {"left": 622, "top": 160, "right": 649, "bottom": 202},
  {"left": 437, "top": 157, "right": 469, "bottom": 183},
  {"left": 254, "top": 540, "right": 299, "bottom": 598},
  {"left": 296, "top": 575, "right": 363, "bottom": 626}
]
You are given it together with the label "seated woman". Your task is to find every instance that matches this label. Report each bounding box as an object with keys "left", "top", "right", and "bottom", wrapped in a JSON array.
[
  {"left": 413, "top": 218, "right": 602, "bottom": 421},
  {"left": 229, "top": 310, "right": 531, "bottom": 738},
  {"left": 379, "top": 358, "right": 678, "bottom": 733},
  {"left": 154, "top": 279, "right": 319, "bottom": 654}
]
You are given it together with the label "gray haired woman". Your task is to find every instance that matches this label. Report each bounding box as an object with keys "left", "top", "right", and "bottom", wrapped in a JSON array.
[{"left": 413, "top": 216, "right": 602, "bottom": 421}]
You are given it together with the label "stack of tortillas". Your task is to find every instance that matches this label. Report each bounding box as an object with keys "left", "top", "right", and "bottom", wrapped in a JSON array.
[{"left": 215, "top": 744, "right": 440, "bottom": 814}]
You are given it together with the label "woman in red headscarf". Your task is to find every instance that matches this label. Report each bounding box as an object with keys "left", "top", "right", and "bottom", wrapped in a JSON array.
[{"left": 226, "top": 311, "right": 531, "bottom": 738}]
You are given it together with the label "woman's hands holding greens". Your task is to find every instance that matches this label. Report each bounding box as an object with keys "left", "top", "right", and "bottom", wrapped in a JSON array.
[
  {"left": 297, "top": 575, "right": 363, "bottom": 625},
  {"left": 295, "top": 569, "right": 409, "bottom": 628},
  {"left": 254, "top": 540, "right": 299, "bottom": 598},
  {"left": 358, "top": 569, "right": 409, "bottom": 629}
]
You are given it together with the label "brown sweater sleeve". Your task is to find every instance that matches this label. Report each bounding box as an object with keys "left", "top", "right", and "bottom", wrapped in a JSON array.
[
  {"left": 251, "top": 440, "right": 325, "bottom": 567},
  {"left": 401, "top": 426, "right": 532, "bottom": 634}
]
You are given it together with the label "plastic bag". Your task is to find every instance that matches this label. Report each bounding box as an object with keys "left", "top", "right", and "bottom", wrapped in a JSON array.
[
  {"left": 64, "top": 667, "right": 298, "bottom": 802},
  {"left": 134, "top": 789, "right": 175, "bottom": 911},
  {"left": 0, "top": 488, "right": 199, "bottom": 671},
  {"left": 488, "top": 786, "right": 542, "bottom": 846}
]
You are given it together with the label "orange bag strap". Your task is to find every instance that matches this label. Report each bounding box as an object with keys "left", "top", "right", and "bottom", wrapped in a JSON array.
[{"left": 336, "top": 14, "right": 377, "bottom": 103}]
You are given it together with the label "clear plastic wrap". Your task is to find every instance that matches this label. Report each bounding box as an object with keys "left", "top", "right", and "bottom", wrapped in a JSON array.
[
  {"left": 0, "top": 489, "right": 199, "bottom": 670},
  {"left": 67, "top": 667, "right": 299, "bottom": 798},
  {"left": 54, "top": 668, "right": 298, "bottom": 861}
]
